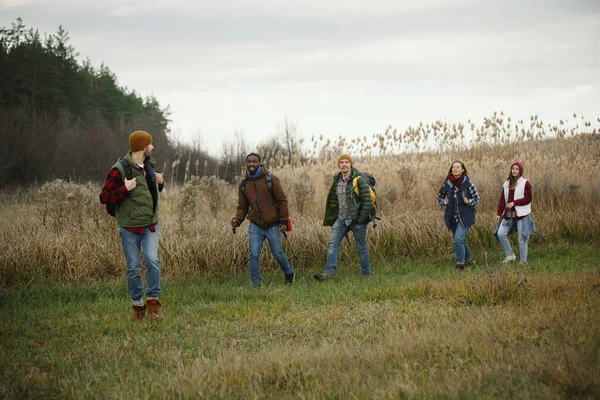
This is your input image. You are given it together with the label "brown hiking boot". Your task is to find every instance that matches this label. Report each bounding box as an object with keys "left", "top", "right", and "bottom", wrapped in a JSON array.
[
  {"left": 132, "top": 304, "right": 147, "bottom": 321},
  {"left": 146, "top": 299, "right": 162, "bottom": 319}
]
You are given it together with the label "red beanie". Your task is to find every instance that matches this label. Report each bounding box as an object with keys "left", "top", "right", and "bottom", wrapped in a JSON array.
[{"left": 511, "top": 161, "right": 524, "bottom": 175}]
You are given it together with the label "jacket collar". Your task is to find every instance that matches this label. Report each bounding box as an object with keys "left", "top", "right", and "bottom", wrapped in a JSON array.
[
  {"left": 447, "top": 174, "right": 470, "bottom": 189},
  {"left": 247, "top": 165, "right": 270, "bottom": 180},
  {"left": 125, "top": 152, "right": 155, "bottom": 167}
]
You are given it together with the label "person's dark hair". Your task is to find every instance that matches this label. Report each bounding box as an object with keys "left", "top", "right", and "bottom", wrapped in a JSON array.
[
  {"left": 438, "top": 160, "right": 467, "bottom": 196},
  {"left": 447, "top": 160, "right": 467, "bottom": 176},
  {"left": 508, "top": 169, "right": 522, "bottom": 190}
]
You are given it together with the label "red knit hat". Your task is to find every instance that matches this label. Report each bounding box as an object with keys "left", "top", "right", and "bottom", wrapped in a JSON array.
[
  {"left": 129, "top": 131, "right": 153, "bottom": 152},
  {"left": 511, "top": 161, "right": 524, "bottom": 175}
]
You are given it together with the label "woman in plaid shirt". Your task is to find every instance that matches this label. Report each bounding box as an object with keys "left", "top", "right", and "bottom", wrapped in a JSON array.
[{"left": 436, "top": 160, "right": 480, "bottom": 270}]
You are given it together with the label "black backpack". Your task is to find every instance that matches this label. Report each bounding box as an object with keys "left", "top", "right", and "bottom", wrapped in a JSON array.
[
  {"left": 106, "top": 158, "right": 133, "bottom": 217},
  {"left": 241, "top": 173, "right": 273, "bottom": 196}
]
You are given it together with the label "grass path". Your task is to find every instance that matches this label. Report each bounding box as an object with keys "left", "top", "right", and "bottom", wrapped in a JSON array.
[{"left": 1, "top": 244, "right": 599, "bottom": 399}]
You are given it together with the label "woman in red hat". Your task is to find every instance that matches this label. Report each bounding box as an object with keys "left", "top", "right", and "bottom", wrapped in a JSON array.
[{"left": 494, "top": 161, "right": 536, "bottom": 264}]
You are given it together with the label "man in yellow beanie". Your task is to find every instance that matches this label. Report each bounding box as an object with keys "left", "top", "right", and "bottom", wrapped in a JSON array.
[
  {"left": 315, "top": 154, "right": 373, "bottom": 280},
  {"left": 99, "top": 130, "right": 165, "bottom": 321}
]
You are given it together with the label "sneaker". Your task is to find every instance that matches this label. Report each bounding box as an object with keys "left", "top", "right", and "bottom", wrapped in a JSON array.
[
  {"left": 252, "top": 283, "right": 262, "bottom": 288},
  {"left": 314, "top": 272, "right": 334, "bottom": 281},
  {"left": 456, "top": 263, "right": 465, "bottom": 270},
  {"left": 501, "top": 253, "right": 517, "bottom": 264},
  {"left": 285, "top": 272, "right": 295, "bottom": 285}
]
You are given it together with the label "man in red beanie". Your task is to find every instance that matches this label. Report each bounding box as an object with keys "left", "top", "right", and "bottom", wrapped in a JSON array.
[{"left": 99, "top": 130, "right": 165, "bottom": 321}]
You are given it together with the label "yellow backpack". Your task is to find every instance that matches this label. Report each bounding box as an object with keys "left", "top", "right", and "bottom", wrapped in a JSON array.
[{"left": 352, "top": 172, "right": 378, "bottom": 225}]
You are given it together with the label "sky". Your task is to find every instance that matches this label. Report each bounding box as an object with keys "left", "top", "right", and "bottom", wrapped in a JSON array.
[{"left": 2, "top": 0, "right": 599, "bottom": 154}]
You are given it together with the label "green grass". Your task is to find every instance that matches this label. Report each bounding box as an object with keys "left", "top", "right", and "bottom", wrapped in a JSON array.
[{"left": 1, "top": 244, "right": 599, "bottom": 399}]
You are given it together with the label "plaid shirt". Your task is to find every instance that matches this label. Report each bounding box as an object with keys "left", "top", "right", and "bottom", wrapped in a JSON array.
[
  {"left": 99, "top": 165, "right": 164, "bottom": 234},
  {"left": 497, "top": 180, "right": 532, "bottom": 220},
  {"left": 437, "top": 179, "right": 480, "bottom": 226},
  {"left": 336, "top": 175, "right": 352, "bottom": 226}
]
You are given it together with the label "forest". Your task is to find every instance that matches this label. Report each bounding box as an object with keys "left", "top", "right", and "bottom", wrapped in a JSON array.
[{"left": 0, "top": 18, "right": 295, "bottom": 187}]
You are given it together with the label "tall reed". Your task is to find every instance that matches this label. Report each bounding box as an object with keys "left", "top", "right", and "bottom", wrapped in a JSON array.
[{"left": 0, "top": 132, "right": 598, "bottom": 286}]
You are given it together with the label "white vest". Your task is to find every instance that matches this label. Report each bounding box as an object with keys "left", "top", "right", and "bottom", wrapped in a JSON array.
[{"left": 503, "top": 177, "right": 531, "bottom": 217}]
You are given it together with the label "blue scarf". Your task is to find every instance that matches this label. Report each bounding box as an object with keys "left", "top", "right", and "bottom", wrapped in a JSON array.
[{"left": 247, "top": 166, "right": 263, "bottom": 179}]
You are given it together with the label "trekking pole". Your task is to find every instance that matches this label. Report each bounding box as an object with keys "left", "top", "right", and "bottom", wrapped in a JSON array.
[
  {"left": 232, "top": 226, "right": 237, "bottom": 281},
  {"left": 282, "top": 231, "right": 299, "bottom": 264}
]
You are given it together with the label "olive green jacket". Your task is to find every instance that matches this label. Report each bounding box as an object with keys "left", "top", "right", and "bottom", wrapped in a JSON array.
[
  {"left": 114, "top": 152, "right": 160, "bottom": 228},
  {"left": 323, "top": 168, "right": 373, "bottom": 226}
]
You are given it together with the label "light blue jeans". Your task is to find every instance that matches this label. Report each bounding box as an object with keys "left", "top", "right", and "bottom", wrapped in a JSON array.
[
  {"left": 325, "top": 218, "right": 371, "bottom": 276},
  {"left": 119, "top": 224, "right": 162, "bottom": 302},
  {"left": 451, "top": 223, "right": 472, "bottom": 264},
  {"left": 497, "top": 218, "right": 529, "bottom": 262},
  {"left": 248, "top": 222, "right": 294, "bottom": 287}
]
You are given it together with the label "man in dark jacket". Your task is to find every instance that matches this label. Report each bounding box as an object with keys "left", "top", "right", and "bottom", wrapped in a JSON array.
[
  {"left": 99, "top": 130, "right": 164, "bottom": 321},
  {"left": 231, "top": 152, "right": 295, "bottom": 287},
  {"left": 315, "top": 154, "right": 373, "bottom": 280}
]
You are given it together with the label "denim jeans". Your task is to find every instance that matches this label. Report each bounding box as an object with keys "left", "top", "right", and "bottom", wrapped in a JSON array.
[
  {"left": 119, "top": 224, "right": 162, "bottom": 302},
  {"left": 497, "top": 218, "right": 529, "bottom": 262},
  {"left": 451, "top": 223, "right": 472, "bottom": 264},
  {"left": 325, "top": 218, "right": 371, "bottom": 276},
  {"left": 248, "top": 222, "right": 294, "bottom": 287}
]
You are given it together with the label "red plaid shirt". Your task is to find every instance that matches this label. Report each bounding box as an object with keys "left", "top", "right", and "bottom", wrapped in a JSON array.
[
  {"left": 497, "top": 180, "right": 532, "bottom": 220},
  {"left": 99, "top": 164, "right": 164, "bottom": 234}
]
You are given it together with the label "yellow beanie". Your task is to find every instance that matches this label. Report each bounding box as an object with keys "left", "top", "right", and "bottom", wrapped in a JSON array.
[
  {"left": 337, "top": 154, "right": 353, "bottom": 165},
  {"left": 129, "top": 131, "right": 153, "bottom": 152}
]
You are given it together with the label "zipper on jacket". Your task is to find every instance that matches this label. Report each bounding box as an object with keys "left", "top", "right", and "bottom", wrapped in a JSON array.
[
  {"left": 451, "top": 182, "right": 466, "bottom": 228},
  {"left": 253, "top": 179, "right": 262, "bottom": 224}
]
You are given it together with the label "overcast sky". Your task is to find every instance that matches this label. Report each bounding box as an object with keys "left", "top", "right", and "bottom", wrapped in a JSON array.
[{"left": 2, "top": 0, "right": 599, "bottom": 154}]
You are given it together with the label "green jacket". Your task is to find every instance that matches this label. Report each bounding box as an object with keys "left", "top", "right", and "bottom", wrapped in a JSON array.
[
  {"left": 115, "top": 152, "right": 160, "bottom": 228},
  {"left": 323, "top": 168, "right": 373, "bottom": 226}
]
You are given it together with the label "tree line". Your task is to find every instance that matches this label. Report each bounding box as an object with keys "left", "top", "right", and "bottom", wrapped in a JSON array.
[{"left": 0, "top": 19, "right": 301, "bottom": 187}]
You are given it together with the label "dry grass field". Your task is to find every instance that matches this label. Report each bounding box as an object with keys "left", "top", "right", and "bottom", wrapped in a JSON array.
[
  {"left": 1, "top": 133, "right": 598, "bottom": 286},
  {"left": 1, "top": 129, "right": 599, "bottom": 398}
]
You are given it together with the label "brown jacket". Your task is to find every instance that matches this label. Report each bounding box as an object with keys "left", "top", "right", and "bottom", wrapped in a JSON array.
[{"left": 236, "top": 167, "right": 289, "bottom": 228}]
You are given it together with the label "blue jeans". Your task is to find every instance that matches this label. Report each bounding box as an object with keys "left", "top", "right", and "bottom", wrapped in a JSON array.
[
  {"left": 325, "top": 218, "right": 371, "bottom": 276},
  {"left": 248, "top": 222, "right": 294, "bottom": 286},
  {"left": 451, "top": 224, "right": 471, "bottom": 264},
  {"left": 119, "top": 224, "right": 162, "bottom": 302},
  {"left": 497, "top": 218, "right": 529, "bottom": 262}
]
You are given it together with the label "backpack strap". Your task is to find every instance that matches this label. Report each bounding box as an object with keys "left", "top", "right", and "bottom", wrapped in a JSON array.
[
  {"left": 241, "top": 173, "right": 273, "bottom": 197},
  {"left": 265, "top": 173, "right": 273, "bottom": 193},
  {"left": 119, "top": 158, "right": 133, "bottom": 180},
  {"left": 352, "top": 176, "right": 361, "bottom": 196},
  {"left": 106, "top": 158, "right": 133, "bottom": 218},
  {"left": 114, "top": 158, "right": 133, "bottom": 181}
]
